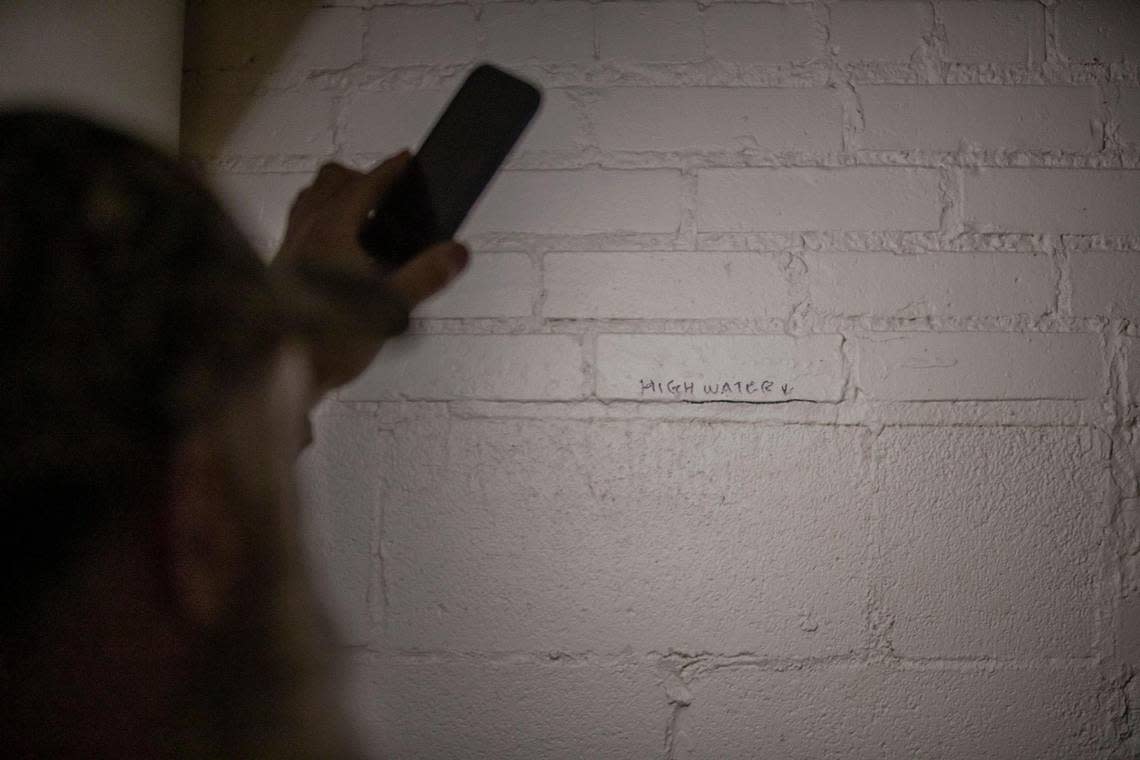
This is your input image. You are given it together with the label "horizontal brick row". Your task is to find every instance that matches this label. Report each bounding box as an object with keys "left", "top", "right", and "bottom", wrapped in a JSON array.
[
  {"left": 341, "top": 331, "right": 1105, "bottom": 403},
  {"left": 677, "top": 665, "right": 1101, "bottom": 759},
  {"left": 183, "top": 0, "right": 1137, "bottom": 79},
  {"left": 343, "top": 655, "right": 1100, "bottom": 759},
  {"left": 348, "top": 655, "right": 666, "bottom": 760},
  {"left": 187, "top": 85, "right": 1123, "bottom": 158},
  {"left": 306, "top": 417, "right": 1103, "bottom": 657}
]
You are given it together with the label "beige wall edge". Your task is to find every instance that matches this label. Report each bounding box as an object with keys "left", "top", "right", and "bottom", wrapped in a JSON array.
[{"left": 0, "top": 0, "right": 185, "bottom": 151}]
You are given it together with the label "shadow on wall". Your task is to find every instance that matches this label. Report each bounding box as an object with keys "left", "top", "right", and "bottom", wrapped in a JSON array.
[{"left": 181, "top": 2, "right": 317, "bottom": 155}]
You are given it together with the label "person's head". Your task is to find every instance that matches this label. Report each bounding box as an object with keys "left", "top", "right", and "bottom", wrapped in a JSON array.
[{"left": 0, "top": 111, "right": 351, "bottom": 758}]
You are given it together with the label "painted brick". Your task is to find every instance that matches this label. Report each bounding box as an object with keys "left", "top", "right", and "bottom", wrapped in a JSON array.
[
  {"left": 182, "top": 91, "right": 336, "bottom": 157},
  {"left": 1118, "top": 88, "right": 1140, "bottom": 146},
  {"left": 831, "top": 1, "right": 932, "bottom": 62},
  {"left": 589, "top": 88, "right": 841, "bottom": 153},
  {"left": 1070, "top": 252, "right": 1140, "bottom": 320},
  {"left": 859, "top": 85, "right": 1098, "bottom": 152},
  {"left": 1127, "top": 337, "right": 1140, "bottom": 405},
  {"left": 517, "top": 90, "right": 588, "bottom": 152},
  {"left": 1117, "top": 592, "right": 1140, "bottom": 666},
  {"left": 340, "top": 334, "right": 584, "bottom": 401},
  {"left": 208, "top": 171, "right": 313, "bottom": 256},
  {"left": 364, "top": 5, "right": 478, "bottom": 65},
  {"left": 416, "top": 252, "right": 536, "bottom": 318},
  {"left": 348, "top": 655, "right": 667, "bottom": 760},
  {"left": 876, "top": 427, "right": 1103, "bottom": 657},
  {"left": 940, "top": 0, "right": 1045, "bottom": 65},
  {"left": 803, "top": 252, "right": 1055, "bottom": 318},
  {"left": 465, "top": 169, "right": 683, "bottom": 234},
  {"left": 543, "top": 252, "right": 796, "bottom": 320},
  {"left": 185, "top": 2, "right": 362, "bottom": 75},
  {"left": 296, "top": 407, "right": 383, "bottom": 645},
  {"left": 1058, "top": 0, "right": 1140, "bottom": 63},
  {"left": 340, "top": 89, "right": 449, "bottom": 156},
  {"left": 856, "top": 332, "right": 1103, "bottom": 400},
  {"left": 482, "top": 2, "right": 594, "bottom": 63},
  {"left": 596, "top": 1, "right": 704, "bottom": 62},
  {"left": 595, "top": 334, "right": 845, "bottom": 402},
  {"left": 964, "top": 169, "right": 1140, "bottom": 235},
  {"left": 705, "top": 3, "right": 824, "bottom": 63},
  {"left": 698, "top": 168, "right": 942, "bottom": 232},
  {"left": 677, "top": 666, "right": 1101, "bottom": 759},
  {"left": 381, "top": 416, "right": 870, "bottom": 654}
]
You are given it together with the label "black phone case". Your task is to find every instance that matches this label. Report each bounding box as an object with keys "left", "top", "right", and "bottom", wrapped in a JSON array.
[{"left": 359, "top": 64, "right": 542, "bottom": 269}]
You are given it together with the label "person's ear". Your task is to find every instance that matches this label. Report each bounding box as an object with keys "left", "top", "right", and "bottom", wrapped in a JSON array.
[{"left": 163, "top": 433, "right": 243, "bottom": 628}]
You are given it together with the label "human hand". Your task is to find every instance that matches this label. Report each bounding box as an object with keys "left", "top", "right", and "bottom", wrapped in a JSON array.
[{"left": 273, "top": 151, "right": 469, "bottom": 392}]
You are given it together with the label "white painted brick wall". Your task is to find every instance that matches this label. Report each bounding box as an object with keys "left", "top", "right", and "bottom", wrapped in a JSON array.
[
  {"left": 704, "top": 3, "right": 824, "bottom": 64},
  {"left": 1127, "top": 337, "right": 1140, "bottom": 405},
  {"left": 416, "top": 252, "right": 536, "bottom": 318},
  {"left": 698, "top": 168, "right": 942, "bottom": 231},
  {"left": 296, "top": 406, "right": 386, "bottom": 646},
  {"left": 590, "top": 88, "right": 842, "bottom": 153},
  {"left": 964, "top": 168, "right": 1140, "bottom": 235},
  {"left": 1057, "top": 0, "right": 1140, "bottom": 63},
  {"left": 182, "top": 0, "right": 1139, "bottom": 756},
  {"left": 340, "top": 89, "right": 450, "bottom": 156},
  {"left": 596, "top": 334, "right": 845, "bottom": 402},
  {"left": 206, "top": 171, "right": 313, "bottom": 255},
  {"left": 676, "top": 666, "right": 1102, "bottom": 759},
  {"left": 859, "top": 85, "right": 1099, "bottom": 152},
  {"left": 466, "top": 169, "right": 683, "bottom": 234},
  {"left": 596, "top": 2, "right": 703, "bottom": 63},
  {"left": 349, "top": 655, "right": 668, "bottom": 760},
  {"left": 364, "top": 6, "right": 478, "bottom": 66},
  {"left": 939, "top": 1, "right": 1044, "bottom": 65},
  {"left": 803, "top": 252, "right": 1055, "bottom": 318},
  {"left": 543, "top": 252, "right": 796, "bottom": 319},
  {"left": 856, "top": 332, "right": 1103, "bottom": 400},
  {"left": 875, "top": 427, "right": 1104, "bottom": 658},
  {"left": 380, "top": 418, "right": 869, "bottom": 654},
  {"left": 341, "top": 334, "right": 585, "bottom": 401},
  {"left": 1118, "top": 87, "right": 1140, "bottom": 146},
  {"left": 1070, "top": 252, "right": 1140, "bottom": 321},
  {"left": 482, "top": 2, "right": 594, "bottom": 64},
  {"left": 830, "top": 1, "right": 932, "bottom": 62}
]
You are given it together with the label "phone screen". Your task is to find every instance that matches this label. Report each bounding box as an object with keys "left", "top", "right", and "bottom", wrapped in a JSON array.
[{"left": 359, "top": 64, "right": 542, "bottom": 268}]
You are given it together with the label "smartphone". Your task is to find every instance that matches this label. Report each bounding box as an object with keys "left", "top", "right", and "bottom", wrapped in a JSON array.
[{"left": 358, "top": 63, "right": 543, "bottom": 270}]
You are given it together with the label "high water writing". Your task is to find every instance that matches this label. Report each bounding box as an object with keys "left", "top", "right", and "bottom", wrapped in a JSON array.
[{"left": 639, "top": 378, "right": 794, "bottom": 398}]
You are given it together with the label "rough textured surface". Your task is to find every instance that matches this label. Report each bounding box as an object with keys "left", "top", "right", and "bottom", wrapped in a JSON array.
[
  {"left": 859, "top": 85, "right": 1099, "bottom": 151},
  {"left": 380, "top": 418, "right": 870, "bottom": 655},
  {"left": 676, "top": 665, "right": 1103, "bottom": 759},
  {"left": 698, "top": 168, "right": 942, "bottom": 232},
  {"left": 802, "top": 251, "right": 1055, "bottom": 318},
  {"left": 963, "top": 169, "right": 1140, "bottom": 235},
  {"left": 856, "top": 332, "right": 1103, "bottom": 400},
  {"left": 591, "top": 88, "right": 841, "bottom": 153},
  {"left": 348, "top": 654, "right": 668, "bottom": 760},
  {"left": 1071, "top": 251, "right": 1140, "bottom": 321},
  {"left": 182, "top": 0, "right": 1140, "bottom": 757},
  {"left": 543, "top": 252, "right": 796, "bottom": 319},
  {"left": 596, "top": 334, "right": 845, "bottom": 402},
  {"left": 875, "top": 427, "right": 1105, "bottom": 658},
  {"left": 341, "top": 335, "right": 586, "bottom": 401},
  {"left": 940, "top": 1, "right": 1044, "bottom": 65}
]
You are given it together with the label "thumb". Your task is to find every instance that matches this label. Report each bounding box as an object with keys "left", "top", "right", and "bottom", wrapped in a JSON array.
[{"left": 385, "top": 241, "right": 470, "bottom": 308}]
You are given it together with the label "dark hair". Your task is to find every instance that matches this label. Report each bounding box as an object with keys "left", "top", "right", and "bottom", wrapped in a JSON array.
[{"left": 0, "top": 111, "right": 284, "bottom": 625}]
